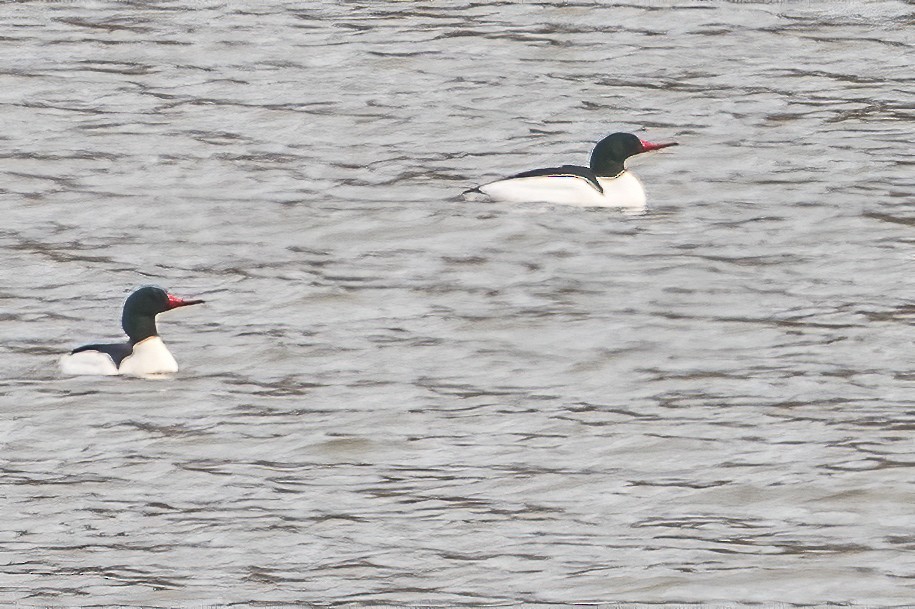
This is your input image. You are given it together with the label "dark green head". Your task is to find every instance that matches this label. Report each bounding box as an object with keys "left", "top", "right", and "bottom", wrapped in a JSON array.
[
  {"left": 589, "top": 132, "right": 678, "bottom": 176},
  {"left": 121, "top": 286, "right": 204, "bottom": 343}
]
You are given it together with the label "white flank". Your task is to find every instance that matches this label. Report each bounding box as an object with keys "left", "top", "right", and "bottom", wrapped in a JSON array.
[
  {"left": 59, "top": 351, "right": 120, "bottom": 376},
  {"left": 477, "top": 171, "right": 647, "bottom": 209}
]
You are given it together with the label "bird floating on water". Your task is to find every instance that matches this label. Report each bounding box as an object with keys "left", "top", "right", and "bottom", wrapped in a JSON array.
[
  {"left": 60, "top": 286, "right": 204, "bottom": 376},
  {"left": 465, "top": 132, "right": 678, "bottom": 209}
]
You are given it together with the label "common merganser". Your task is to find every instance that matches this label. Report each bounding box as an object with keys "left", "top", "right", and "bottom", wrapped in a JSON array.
[
  {"left": 60, "top": 286, "right": 204, "bottom": 376},
  {"left": 465, "top": 132, "right": 677, "bottom": 208}
]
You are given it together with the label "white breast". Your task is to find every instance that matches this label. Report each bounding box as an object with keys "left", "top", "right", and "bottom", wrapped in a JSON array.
[
  {"left": 118, "top": 337, "right": 178, "bottom": 376},
  {"left": 477, "top": 171, "right": 647, "bottom": 209},
  {"left": 596, "top": 172, "right": 647, "bottom": 209}
]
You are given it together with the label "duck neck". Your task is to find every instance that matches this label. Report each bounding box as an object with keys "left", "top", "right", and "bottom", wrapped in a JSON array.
[
  {"left": 123, "top": 313, "right": 158, "bottom": 345},
  {"left": 590, "top": 159, "right": 626, "bottom": 178}
]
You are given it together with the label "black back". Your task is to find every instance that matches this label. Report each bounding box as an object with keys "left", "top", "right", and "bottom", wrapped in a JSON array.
[
  {"left": 71, "top": 341, "right": 134, "bottom": 367},
  {"left": 507, "top": 164, "right": 603, "bottom": 193}
]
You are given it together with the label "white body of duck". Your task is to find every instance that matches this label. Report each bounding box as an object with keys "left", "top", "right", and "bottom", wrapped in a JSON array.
[
  {"left": 60, "top": 337, "right": 179, "bottom": 376},
  {"left": 478, "top": 170, "right": 647, "bottom": 209}
]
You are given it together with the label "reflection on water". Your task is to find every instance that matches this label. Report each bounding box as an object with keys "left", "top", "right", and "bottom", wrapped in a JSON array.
[{"left": 1, "top": 0, "right": 913, "bottom": 605}]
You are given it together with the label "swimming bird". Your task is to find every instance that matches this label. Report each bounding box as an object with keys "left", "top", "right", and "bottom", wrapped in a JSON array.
[
  {"left": 60, "top": 286, "right": 204, "bottom": 376},
  {"left": 466, "top": 132, "right": 677, "bottom": 208}
]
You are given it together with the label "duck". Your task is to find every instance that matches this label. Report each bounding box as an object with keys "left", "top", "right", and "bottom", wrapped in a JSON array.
[
  {"left": 60, "top": 286, "right": 204, "bottom": 376},
  {"left": 465, "top": 132, "right": 677, "bottom": 208}
]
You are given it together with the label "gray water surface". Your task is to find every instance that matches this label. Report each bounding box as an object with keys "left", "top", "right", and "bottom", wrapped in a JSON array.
[{"left": 2, "top": 0, "right": 914, "bottom": 606}]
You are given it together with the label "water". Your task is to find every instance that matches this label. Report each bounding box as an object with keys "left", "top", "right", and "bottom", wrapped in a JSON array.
[{"left": 1, "top": 0, "right": 914, "bottom": 605}]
